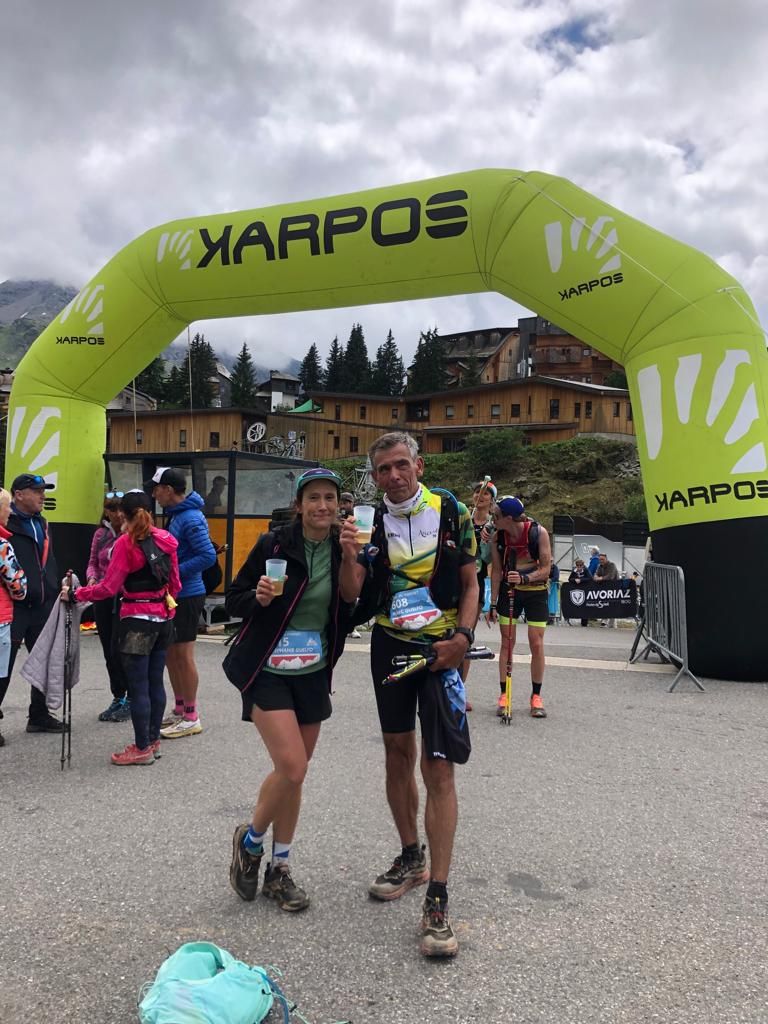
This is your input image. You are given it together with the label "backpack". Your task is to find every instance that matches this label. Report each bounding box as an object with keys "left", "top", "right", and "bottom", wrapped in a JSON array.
[
  {"left": 138, "top": 535, "right": 171, "bottom": 588},
  {"left": 349, "top": 490, "right": 462, "bottom": 627},
  {"left": 202, "top": 557, "right": 223, "bottom": 595}
]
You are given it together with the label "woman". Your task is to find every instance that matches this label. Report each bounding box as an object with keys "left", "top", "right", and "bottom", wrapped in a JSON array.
[
  {"left": 69, "top": 492, "right": 180, "bottom": 766},
  {"left": 224, "top": 467, "right": 352, "bottom": 913},
  {"left": 86, "top": 493, "right": 130, "bottom": 722},
  {"left": 461, "top": 480, "right": 497, "bottom": 707},
  {"left": 0, "top": 488, "right": 28, "bottom": 748}
]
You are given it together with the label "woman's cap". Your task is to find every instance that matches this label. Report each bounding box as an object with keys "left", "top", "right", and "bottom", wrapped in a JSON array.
[{"left": 295, "top": 468, "right": 342, "bottom": 496}]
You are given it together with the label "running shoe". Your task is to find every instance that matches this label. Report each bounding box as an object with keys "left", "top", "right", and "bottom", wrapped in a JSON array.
[
  {"left": 229, "top": 823, "right": 263, "bottom": 901},
  {"left": 496, "top": 693, "right": 509, "bottom": 717},
  {"left": 261, "top": 863, "right": 310, "bottom": 911},
  {"left": 349, "top": 629, "right": 362, "bottom": 639},
  {"left": 420, "top": 894, "right": 459, "bottom": 957},
  {"left": 368, "top": 844, "right": 428, "bottom": 901},
  {"left": 151, "top": 739, "right": 162, "bottom": 759},
  {"left": 110, "top": 698, "right": 132, "bottom": 723},
  {"left": 111, "top": 743, "right": 155, "bottom": 766},
  {"left": 160, "top": 718, "right": 203, "bottom": 739},
  {"left": 530, "top": 694, "right": 547, "bottom": 718},
  {"left": 98, "top": 698, "right": 123, "bottom": 722},
  {"left": 161, "top": 710, "right": 183, "bottom": 729}
]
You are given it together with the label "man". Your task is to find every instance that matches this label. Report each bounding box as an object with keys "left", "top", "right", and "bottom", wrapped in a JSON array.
[
  {"left": 203, "top": 475, "right": 227, "bottom": 515},
  {"left": 339, "top": 431, "right": 478, "bottom": 958},
  {"left": 338, "top": 492, "right": 355, "bottom": 520},
  {"left": 595, "top": 552, "right": 619, "bottom": 627},
  {"left": 488, "top": 496, "right": 552, "bottom": 719},
  {"left": 149, "top": 468, "right": 216, "bottom": 738},
  {"left": 0, "top": 473, "right": 63, "bottom": 733}
]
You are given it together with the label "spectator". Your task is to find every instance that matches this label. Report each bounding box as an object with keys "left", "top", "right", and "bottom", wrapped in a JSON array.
[
  {"left": 338, "top": 492, "right": 355, "bottom": 520},
  {"left": 0, "top": 487, "right": 27, "bottom": 746},
  {"left": 568, "top": 558, "right": 592, "bottom": 627},
  {"left": 587, "top": 546, "right": 600, "bottom": 577},
  {"left": 2, "top": 473, "right": 63, "bottom": 733},
  {"left": 87, "top": 494, "right": 130, "bottom": 722},
  {"left": 204, "top": 476, "right": 228, "bottom": 515},
  {"left": 547, "top": 559, "right": 561, "bottom": 624},
  {"left": 149, "top": 468, "right": 216, "bottom": 739},
  {"left": 595, "top": 553, "right": 619, "bottom": 627}
]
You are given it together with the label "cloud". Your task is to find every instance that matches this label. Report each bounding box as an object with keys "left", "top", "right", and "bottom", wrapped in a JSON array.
[{"left": 1, "top": 0, "right": 766, "bottom": 368}]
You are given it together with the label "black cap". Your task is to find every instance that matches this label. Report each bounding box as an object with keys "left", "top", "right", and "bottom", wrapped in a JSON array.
[
  {"left": 143, "top": 466, "right": 187, "bottom": 492},
  {"left": 11, "top": 473, "right": 54, "bottom": 492}
]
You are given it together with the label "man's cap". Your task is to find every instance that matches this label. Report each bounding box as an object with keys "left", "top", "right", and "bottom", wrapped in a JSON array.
[
  {"left": 11, "top": 473, "right": 54, "bottom": 492},
  {"left": 340, "top": 491, "right": 355, "bottom": 502},
  {"left": 496, "top": 495, "right": 525, "bottom": 519},
  {"left": 144, "top": 466, "right": 187, "bottom": 491},
  {"left": 295, "top": 467, "right": 342, "bottom": 496}
]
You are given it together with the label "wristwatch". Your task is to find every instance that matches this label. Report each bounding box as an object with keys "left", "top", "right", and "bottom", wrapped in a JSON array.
[{"left": 453, "top": 626, "right": 475, "bottom": 646}]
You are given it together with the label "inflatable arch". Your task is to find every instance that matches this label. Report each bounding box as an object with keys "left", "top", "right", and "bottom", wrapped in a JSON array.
[{"left": 8, "top": 170, "right": 766, "bottom": 679}]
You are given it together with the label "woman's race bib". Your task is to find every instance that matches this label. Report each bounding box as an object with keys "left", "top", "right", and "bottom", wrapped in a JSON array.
[
  {"left": 389, "top": 586, "right": 443, "bottom": 631},
  {"left": 267, "top": 630, "right": 323, "bottom": 671}
]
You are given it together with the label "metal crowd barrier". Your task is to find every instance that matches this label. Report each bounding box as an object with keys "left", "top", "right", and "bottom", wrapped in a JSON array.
[{"left": 629, "top": 563, "right": 704, "bottom": 692}]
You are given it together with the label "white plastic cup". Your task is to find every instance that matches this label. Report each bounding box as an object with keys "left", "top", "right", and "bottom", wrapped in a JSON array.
[
  {"left": 353, "top": 505, "right": 376, "bottom": 545},
  {"left": 265, "top": 559, "right": 287, "bottom": 595}
]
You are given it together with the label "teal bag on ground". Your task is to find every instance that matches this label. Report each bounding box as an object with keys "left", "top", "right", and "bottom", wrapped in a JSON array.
[{"left": 138, "top": 942, "right": 274, "bottom": 1024}]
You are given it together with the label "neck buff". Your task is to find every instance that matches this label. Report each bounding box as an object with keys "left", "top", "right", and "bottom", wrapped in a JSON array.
[{"left": 383, "top": 484, "right": 426, "bottom": 518}]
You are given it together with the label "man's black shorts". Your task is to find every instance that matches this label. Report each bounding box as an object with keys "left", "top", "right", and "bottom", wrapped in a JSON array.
[
  {"left": 240, "top": 667, "right": 332, "bottom": 725},
  {"left": 370, "top": 625, "right": 449, "bottom": 746},
  {"left": 172, "top": 595, "right": 206, "bottom": 643},
  {"left": 497, "top": 586, "right": 548, "bottom": 626}
]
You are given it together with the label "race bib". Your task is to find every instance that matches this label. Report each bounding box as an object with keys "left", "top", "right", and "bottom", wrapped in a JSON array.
[
  {"left": 267, "top": 630, "right": 323, "bottom": 671},
  {"left": 389, "top": 586, "right": 443, "bottom": 631}
]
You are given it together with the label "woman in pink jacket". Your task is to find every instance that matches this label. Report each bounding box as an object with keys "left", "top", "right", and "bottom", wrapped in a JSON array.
[
  {"left": 0, "top": 487, "right": 27, "bottom": 748},
  {"left": 71, "top": 492, "right": 181, "bottom": 766}
]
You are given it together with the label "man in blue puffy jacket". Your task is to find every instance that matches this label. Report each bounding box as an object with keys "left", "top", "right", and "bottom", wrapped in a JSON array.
[{"left": 148, "top": 468, "right": 216, "bottom": 739}]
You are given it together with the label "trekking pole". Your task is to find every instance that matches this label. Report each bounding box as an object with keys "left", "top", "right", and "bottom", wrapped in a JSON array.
[
  {"left": 61, "top": 570, "right": 74, "bottom": 770},
  {"left": 384, "top": 644, "right": 494, "bottom": 684},
  {"left": 501, "top": 550, "right": 516, "bottom": 726}
]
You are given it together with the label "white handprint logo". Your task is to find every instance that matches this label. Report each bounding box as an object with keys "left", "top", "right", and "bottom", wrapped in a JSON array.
[
  {"left": 58, "top": 283, "right": 105, "bottom": 335},
  {"left": 544, "top": 215, "right": 621, "bottom": 275},
  {"left": 157, "top": 229, "right": 194, "bottom": 271},
  {"left": 8, "top": 406, "right": 62, "bottom": 490}
]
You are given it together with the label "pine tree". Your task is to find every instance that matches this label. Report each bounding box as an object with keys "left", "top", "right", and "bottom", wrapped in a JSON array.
[
  {"left": 299, "top": 342, "right": 324, "bottom": 394},
  {"left": 324, "top": 336, "right": 345, "bottom": 391},
  {"left": 339, "top": 323, "right": 370, "bottom": 393},
  {"left": 460, "top": 351, "right": 482, "bottom": 388},
  {"left": 230, "top": 342, "right": 258, "bottom": 406},
  {"left": 134, "top": 356, "right": 166, "bottom": 398},
  {"left": 180, "top": 333, "right": 219, "bottom": 408},
  {"left": 406, "top": 327, "right": 446, "bottom": 394},
  {"left": 371, "top": 329, "right": 406, "bottom": 396},
  {"left": 160, "top": 364, "right": 186, "bottom": 408}
]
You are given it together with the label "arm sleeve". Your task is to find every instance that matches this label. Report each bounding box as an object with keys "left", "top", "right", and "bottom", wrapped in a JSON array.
[{"left": 0, "top": 543, "right": 27, "bottom": 601}]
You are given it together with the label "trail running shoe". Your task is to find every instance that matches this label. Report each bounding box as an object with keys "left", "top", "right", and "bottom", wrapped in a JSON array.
[
  {"left": 111, "top": 743, "right": 155, "bottom": 766},
  {"left": 160, "top": 718, "right": 202, "bottom": 739},
  {"left": 229, "top": 823, "right": 263, "bottom": 901},
  {"left": 420, "top": 894, "right": 459, "bottom": 957},
  {"left": 261, "top": 863, "right": 310, "bottom": 911},
  {"left": 530, "top": 694, "right": 547, "bottom": 718},
  {"left": 368, "top": 845, "right": 428, "bottom": 901},
  {"left": 161, "top": 710, "right": 183, "bottom": 729},
  {"left": 98, "top": 698, "right": 123, "bottom": 722},
  {"left": 110, "top": 698, "right": 132, "bottom": 722},
  {"left": 496, "top": 693, "right": 509, "bottom": 717},
  {"left": 151, "top": 740, "right": 162, "bottom": 759}
]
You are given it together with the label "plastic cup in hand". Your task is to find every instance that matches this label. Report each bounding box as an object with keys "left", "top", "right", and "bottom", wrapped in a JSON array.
[
  {"left": 353, "top": 505, "right": 376, "bottom": 545},
  {"left": 266, "top": 559, "right": 287, "bottom": 596}
]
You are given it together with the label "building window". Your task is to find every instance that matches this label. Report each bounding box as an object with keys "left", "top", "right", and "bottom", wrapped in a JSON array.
[
  {"left": 527, "top": 395, "right": 532, "bottom": 415},
  {"left": 585, "top": 401, "right": 592, "bottom": 419},
  {"left": 549, "top": 399, "right": 560, "bottom": 420},
  {"left": 209, "top": 432, "right": 220, "bottom": 448},
  {"left": 359, "top": 405, "right": 367, "bottom": 420},
  {"left": 405, "top": 401, "right": 430, "bottom": 421},
  {"left": 583, "top": 348, "right": 591, "bottom": 356},
  {"left": 442, "top": 438, "right": 465, "bottom": 453},
  {"left": 334, "top": 404, "right": 341, "bottom": 421},
  {"left": 584, "top": 375, "right": 592, "bottom": 384},
  {"left": 627, "top": 403, "right": 633, "bottom": 421},
  {"left": 333, "top": 435, "right": 340, "bottom": 451},
  {"left": 391, "top": 407, "right": 398, "bottom": 420},
  {"left": 349, "top": 436, "right": 359, "bottom": 453},
  {"left": 613, "top": 402, "right": 620, "bottom": 417},
  {"left": 179, "top": 429, "right": 187, "bottom": 448},
  {"left": 467, "top": 404, "right": 474, "bottom": 418},
  {"left": 574, "top": 402, "right": 581, "bottom": 417},
  {"left": 445, "top": 404, "right": 455, "bottom": 419},
  {"left": 136, "top": 428, "right": 143, "bottom": 446},
  {"left": 491, "top": 403, "right": 501, "bottom": 417},
  {"left": 510, "top": 403, "right": 520, "bottom": 418}
]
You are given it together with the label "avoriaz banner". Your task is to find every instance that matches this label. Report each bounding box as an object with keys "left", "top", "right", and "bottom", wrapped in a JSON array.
[{"left": 8, "top": 170, "right": 766, "bottom": 678}]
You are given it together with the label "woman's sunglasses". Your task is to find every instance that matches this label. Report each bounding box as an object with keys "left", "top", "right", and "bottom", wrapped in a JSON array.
[{"left": 105, "top": 491, "right": 124, "bottom": 499}]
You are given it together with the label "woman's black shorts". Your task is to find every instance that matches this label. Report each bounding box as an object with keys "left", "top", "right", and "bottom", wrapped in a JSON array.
[{"left": 240, "top": 667, "right": 332, "bottom": 725}]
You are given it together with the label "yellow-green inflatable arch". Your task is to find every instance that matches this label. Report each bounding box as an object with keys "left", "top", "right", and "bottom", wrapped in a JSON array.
[{"left": 8, "top": 170, "right": 766, "bottom": 679}]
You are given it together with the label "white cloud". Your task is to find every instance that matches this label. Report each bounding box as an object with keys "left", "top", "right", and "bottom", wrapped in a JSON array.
[{"left": 1, "top": 0, "right": 766, "bottom": 370}]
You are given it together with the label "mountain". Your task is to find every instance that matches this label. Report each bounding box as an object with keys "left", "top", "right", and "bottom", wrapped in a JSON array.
[{"left": 0, "top": 279, "right": 301, "bottom": 379}]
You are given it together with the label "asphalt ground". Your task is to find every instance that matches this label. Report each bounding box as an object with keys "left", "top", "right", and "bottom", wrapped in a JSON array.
[{"left": 1, "top": 623, "right": 766, "bottom": 1024}]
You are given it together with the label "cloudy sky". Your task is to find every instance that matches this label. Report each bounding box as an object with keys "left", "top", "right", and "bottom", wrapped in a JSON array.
[{"left": 2, "top": 0, "right": 766, "bottom": 369}]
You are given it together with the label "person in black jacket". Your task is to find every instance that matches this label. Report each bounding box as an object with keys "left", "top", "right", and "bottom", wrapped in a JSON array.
[
  {"left": 568, "top": 558, "right": 592, "bottom": 627},
  {"left": 0, "top": 473, "right": 63, "bottom": 732},
  {"left": 224, "top": 467, "right": 351, "bottom": 913}
]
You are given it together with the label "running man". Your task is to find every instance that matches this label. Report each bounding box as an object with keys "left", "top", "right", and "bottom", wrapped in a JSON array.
[
  {"left": 339, "top": 431, "right": 478, "bottom": 958},
  {"left": 488, "top": 496, "right": 552, "bottom": 718}
]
